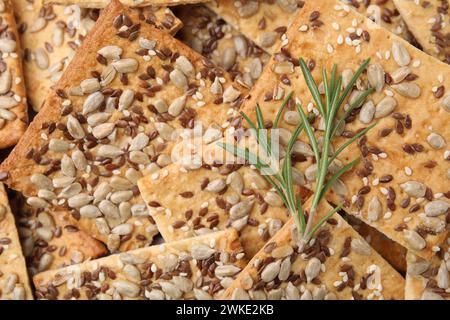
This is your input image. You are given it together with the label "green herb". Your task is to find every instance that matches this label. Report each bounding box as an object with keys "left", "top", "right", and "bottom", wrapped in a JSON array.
[{"left": 219, "top": 58, "right": 376, "bottom": 249}]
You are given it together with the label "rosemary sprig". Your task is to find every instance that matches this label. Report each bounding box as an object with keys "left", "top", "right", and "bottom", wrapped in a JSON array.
[{"left": 219, "top": 58, "right": 376, "bottom": 249}]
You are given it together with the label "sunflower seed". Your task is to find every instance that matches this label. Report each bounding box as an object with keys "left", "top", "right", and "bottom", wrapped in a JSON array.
[
  {"left": 38, "top": 189, "right": 56, "bottom": 201},
  {"left": 98, "top": 200, "right": 120, "bottom": 220},
  {"left": 400, "top": 181, "right": 426, "bottom": 198},
  {"left": 71, "top": 150, "right": 87, "bottom": 170},
  {"left": 119, "top": 202, "right": 131, "bottom": 222},
  {"left": 119, "top": 253, "right": 146, "bottom": 265},
  {"left": 292, "top": 141, "right": 314, "bottom": 157},
  {"left": 52, "top": 26, "right": 64, "bottom": 47},
  {"left": 205, "top": 178, "right": 226, "bottom": 193},
  {"left": 305, "top": 257, "right": 321, "bottom": 283},
  {"left": 421, "top": 290, "right": 444, "bottom": 300},
  {"left": 95, "top": 218, "right": 111, "bottom": 235},
  {"left": 231, "top": 287, "right": 250, "bottom": 300},
  {"left": 238, "top": 0, "right": 259, "bottom": 17},
  {"left": 31, "top": 173, "right": 53, "bottom": 191},
  {"left": 261, "top": 260, "right": 281, "bottom": 282},
  {"left": 112, "top": 58, "right": 138, "bottom": 73},
  {"left": 80, "top": 205, "right": 101, "bottom": 218},
  {"left": 351, "top": 238, "right": 372, "bottom": 255},
  {"left": 284, "top": 111, "right": 300, "bottom": 125},
  {"left": 155, "top": 122, "right": 174, "bottom": 141},
  {"left": 441, "top": 95, "right": 450, "bottom": 112},
  {"left": 100, "top": 65, "right": 117, "bottom": 86},
  {"left": 359, "top": 100, "right": 375, "bottom": 124},
  {"left": 407, "top": 259, "right": 430, "bottom": 276},
  {"left": 210, "top": 77, "right": 222, "bottom": 95},
  {"left": 226, "top": 171, "right": 244, "bottom": 194},
  {"left": 68, "top": 193, "right": 93, "bottom": 208},
  {"left": 131, "top": 204, "right": 147, "bottom": 217},
  {"left": 420, "top": 216, "right": 446, "bottom": 233},
  {"left": 80, "top": 78, "right": 101, "bottom": 94},
  {"left": 146, "top": 289, "right": 165, "bottom": 300},
  {"left": 38, "top": 253, "right": 54, "bottom": 272},
  {"left": 175, "top": 55, "right": 194, "bottom": 76},
  {"left": 191, "top": 244, "right": 215, "bottom": 260},
  {"left": 375, "top": 96, "right": 397, "bottom": 118},
  {"left": 215, "top": 265, "right": 241, "bottom": 277},
  {"left": 30, "top": 17, "right": 47, "bottom": 32},
  {"left": 123, "top": 264, "right": 141, "bottom": 282},
  {"left": 169, "top": 69, "right": 187, "bottom": 88},
  {"left": 97, "top": 145, "right": 124, "bottom": 158},
  {"left": 87, "top": 112, "right": 111, "bottom": 127},
  {"left": 83, "top": 92, "right": 104, "bottom": 114},
  {"left": 391, "top": 66, "right": 411, "bottom": 83},
  {"left": 278, "top": 258, "right": 291, "bottom": 281},
  {"left": 61, "top": 155, "right": 76, "bottom": 177},
  {"left": 426, "top": 133, "right": 446, "bottom": 149},
  {"left": 111, "top": 176, "right": 134, "bottom": 191},
  {"left": 424, "top": 200, "right": 450, "bottom": 217},
  {"left": 110, "top": 191, "right": 133, "bottom": 203},
  {"left": 230, "top": 200, "right": 253, "bottom": 220},
  {"left": 35, "top": 48, "right": 49, "bottom": 69},
  {"left": 125, "top": 168, "right": 142, "bottom": 184},
  {"left": 113, "top": 280, "right": 140, "bottom": 298},
  {"left": 392, "top": 41, "right": 410, "bottom": 66},
  {"left": 437, "top": 261, "right": 450, "bottom": 289},
  {"left": 249, "top": 58, "right": 263, "bottom": 79},
  {"left": 222, "top": 86, "right": 241, "bottom": 103},
  {"left": 118, "top": 89, "right": 134, "bottom": 110},
  {"left": 367, "top": 63, "right": 384, "bottom": 92},
  {"left": 367, "top": 196, "right": 381, "bottom": 222},
  {"left": 403, "top": 230, "right": 426, "bottom": 250},
  {"left": 58, "top": 183, "right": 82, "bottom": 199},
  {"left": 160, "top": 281, "right": 182, "bottom": 299},
  {"left": 112, "top": 223, "right": 133, "bottom": 235},
  {"left": 0, "top": 69, "right": 11, "bottom": 94},
  {"left": 391, "top": 83, "right": 421, "bottom": 98},
  {"left": 0, "top": 109, "right": 16, "bottom": 121},
  {"left": 66, "top": 115, "right": 85, "bottom": 139},
  {"left": 49, "top": 139, "right": 70, "bottom": 152},
  {"left": 3, "top": 274, "right": 18, "bottom": 294},
  {"left": 98, "top": 45, "right": 123, "bottom": 60},
  {"left": 93, "top": 123, "right": 115, "bottom": 139},
  {"left": 27, "top": 197, "right": 48, "bottom": 209},
  {"left": 342, "top": 69, "right": 354, "bottom": 88},
  {"left": 168, "top": 95, "right": 186, "bottom": 117},
  {"left": 0, "top": 96, "right": 18, "bottom": 109}
]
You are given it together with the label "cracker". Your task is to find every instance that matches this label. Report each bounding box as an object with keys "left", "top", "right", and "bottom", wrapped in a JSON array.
[
  {"left": 0, "top": 183, "right": 33, "bottom": 300},
  {"left": 13, "top": 0, "right": 181, "bottom": 111},
  {"left": 44, "top": 0, "right": 210, "bottom": 7},
  {"left": 9, "top": 192, "right": 107, "bottom": 274},
  {"left": 33, "top": 228, "right": 246, "bottom": 300},
  {"left": 221, "top": 200, "right": 405, "bottom": 300},
  {"left": 394, "top": 0, "right": 450, "bottom": 64},
  {"left": 405, "top": 236, "right": 450, "bottom": 300},
  {"left": 238, "top": 0, "right": 450, "bottom": 259},
  {"left": 206, "top": 0, "right": 414, "bottom": 55},
  {"left": 138, "top": 156, "right": 312, "bottom": 257},
  {"left": 0, "top": 0, "right": 28, "bottom": 149},
  {"left": 0, "top": 0, "right": 247, "bottom": 252},
  {"left": 345, "top": 213, "right": 407, "bottom": 273},
  {"left": 175, "top": 4, "right": 270, "bottom": 88}
]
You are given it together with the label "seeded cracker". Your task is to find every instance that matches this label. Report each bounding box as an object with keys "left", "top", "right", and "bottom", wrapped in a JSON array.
[
  {"left": 0, "top": 0, "right": 247, "bottom": 253},
  {"left": 221, "top": 200, "right": 405, "bottom": 300},
  {"left": 394, "top": 0, "right": 450, "bottom": 64},
  {"left": 33, "top": 229, "right": 246, "bottom": 300},
  {"left": 239, "top": 0, "right": 450, "bottom": 259},
  {"left": 206, "top": 0, "right": 414, "bottom": 55},
  {"left": 0, "top": 0, "right": 28, "bottom": 149},
  {"left": 175, "top": 4, "right": 270, "bottom": 89},
  {"left": 0, "top": 183, "right": 33, "bottom": 300},
  {"left": 405, "top": 236, "right": 450, "bottom": 300},
  {"left": 14, "top": 0, "right": 182, "bottom": 111},
  {"left": 44, "top": 0, "right": 211, "bottom": 8},
  {"left": 9, "top": 192, "right": 107, "bottom": 274}
]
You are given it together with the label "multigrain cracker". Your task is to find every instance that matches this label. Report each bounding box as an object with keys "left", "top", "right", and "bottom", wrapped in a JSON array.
[
  {"left": 394, "top": 0, "right": 450, "bottom": 64},
  {"left": 44, "top": 0, "right": 210, "bottom": 8},
  {"left": 139, "top": 162, "right": 313, "bottom": 258},
  {"left": 239, "top": 0, "right": 450, "bottom": 259},
  {"left": 221, "top": 201, "right": 405, "bottom": 300},
  {"left": 405, "top": 235, "right": 450, "bottom": 300},
  {"left": 175, "top": 4, "right": 270, "bottom": 88},
  {"left": 0, "top": 0, "right": 28, "bottom": 149},
  {"left": 0, "top": 0, "right": 246, "bottom": 252},
  {"left": 9, "top": 192, "right": 107, "bottom": 274},
  {"left": 14, "top": 0, "right": 181, "bottom": 111},
  {"left": 0, "top": 183, "right": 33, "bottom": 300},
  {"left": 33, "top": 229, "right": 246, "bottom": 300},
  {"left": 206, "top": 0, "right": 414, "bottom": 54}
]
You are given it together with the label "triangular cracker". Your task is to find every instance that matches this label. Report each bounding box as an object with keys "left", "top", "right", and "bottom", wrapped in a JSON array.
[
  {"left": 394, "top": 0, "right": 450, "bottom": 64},
  {"left": 176, "top": 4, "right": 270, "bottom": 88},
  {"left": 14, "top": 0, "right": 182, "bottom": 111},
  {"left": 405, "top": 234, "right": 450, "bottom": 300},
  {"left": 0, "top": 0, "right": 246, "bottom": 252},
  {"left": 221, "top": 200, "right": 405, "bottom": 300},
  {"left": 0, "top": 183, "right": 33, "bottom": 300},
  {"left": 44, "top": 0, "right": 210, "bottom": 8},
  {"left": 33, "top": 228, "right": 246, "bottom": 300},
  {"left": 9, "top": 192, "right": 107, "bottom": 274},
  {"left": 0, "top": 0, "right": 28, "bottom": 149},
  {"left": 239, "top": 0, "right": 449, "bottom": 259},
  {"left": 206, "top": 0, "right": 414, "bottom": 54}
]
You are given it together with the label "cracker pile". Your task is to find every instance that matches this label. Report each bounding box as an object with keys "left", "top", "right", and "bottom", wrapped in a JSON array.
[{"left": 0, "top": 0, "right": 448, "bottom": 300}]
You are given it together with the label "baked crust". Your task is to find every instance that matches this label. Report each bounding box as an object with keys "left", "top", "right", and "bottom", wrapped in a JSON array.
[
  {"left": 44, "top": 0, "right": 210, "bottom": 8},
  {"left": 0, "top": 0, "right": 28, "bottom": 149}
]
